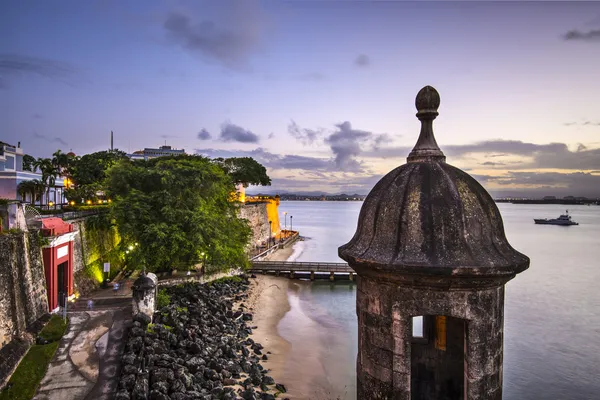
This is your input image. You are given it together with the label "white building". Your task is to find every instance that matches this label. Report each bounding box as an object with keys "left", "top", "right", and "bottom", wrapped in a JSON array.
[
  {"left": 0, "top": 141, "right": 66, "bottom": 206},
  {"left": 128, "top": 145, "right": 186, "bottom": 161}
]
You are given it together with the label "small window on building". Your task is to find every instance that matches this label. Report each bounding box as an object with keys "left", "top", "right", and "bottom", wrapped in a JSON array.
[{"left": 412, "top": 316, "right": 424, "bottom": 338}]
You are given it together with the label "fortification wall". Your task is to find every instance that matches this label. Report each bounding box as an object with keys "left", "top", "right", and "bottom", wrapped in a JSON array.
[
  {"left": 238, "top": 201, "right": 281, "bottom": 247},
  {"left": 0, "top": 231, "right": 48, "bottom": 350},
  {"left": 70, "top": 216, "right": 122, "bottom": 296}
]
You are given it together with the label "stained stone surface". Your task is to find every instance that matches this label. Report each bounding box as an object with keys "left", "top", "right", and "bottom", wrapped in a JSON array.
[{"left": 339, "top": 86, "right": 529, "bottom": 400}]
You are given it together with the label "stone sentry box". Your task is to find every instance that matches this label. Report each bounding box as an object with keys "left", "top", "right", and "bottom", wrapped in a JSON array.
[
  {"left": 132, "top": 271, "right": 158, "bottom": 321},
  {"left": 339, "top": 86, "right": 529, "bottom": 400}
]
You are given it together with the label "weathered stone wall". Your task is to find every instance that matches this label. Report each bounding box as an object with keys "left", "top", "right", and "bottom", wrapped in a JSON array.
[
  {"left": 356, "top": 275, "right": 505, "bottom": 399},
  {"left": 0, "top": 231, "right": 49, "bottom": 350},
  {"left": 238, "top": 201, "right": 281, "bottom": 247},
  {"left": 70, "top": 217, "right": 122, "bottom": 296}
]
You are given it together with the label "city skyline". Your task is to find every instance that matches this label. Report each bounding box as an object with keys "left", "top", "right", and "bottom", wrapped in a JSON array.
[{"left": 2, "top": 0, "right": 600, "bottom": 197}]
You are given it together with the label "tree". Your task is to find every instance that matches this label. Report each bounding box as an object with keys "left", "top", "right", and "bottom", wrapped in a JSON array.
[
  {"left": 213, "top": 157, "right": 271, "bottom": 187},
  {"left": 17, "top": 180, "right": 45, "bottom": 204},
  {"left": 22, "top": 154, "right": 36, "bottom": 172},
  {"left": 106, "top": 155, "right": 252, "bottom": 273},
  {"left": 38, "top": 158, "right": 58, "bottom": 205},
  {"left": 65, "top": 183, "right": 102, "bottom": 204},
  {"left": 71, "top": 150, "right": 127, "bottom": 186}
]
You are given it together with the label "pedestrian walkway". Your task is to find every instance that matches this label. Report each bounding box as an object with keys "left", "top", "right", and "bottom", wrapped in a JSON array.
[{"left": 33, "top": 288, "right": 132, "bottom": 400}]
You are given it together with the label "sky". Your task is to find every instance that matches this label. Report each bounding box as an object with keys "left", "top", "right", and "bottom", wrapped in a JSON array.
[{"left": 1, "top": 0, "right": 599, "bottom": 197}]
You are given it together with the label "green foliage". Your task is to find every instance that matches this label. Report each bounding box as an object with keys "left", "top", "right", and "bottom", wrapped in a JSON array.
[
  {"left": 71, "top": 150, "right": 127, "bottom": 187},
  {"left": 65, "top": 183, "right": 103, "bottom": 203},
  {"left": 0, "top": 342, "right": 60, "bottom": 400},
  {"left": 107, "top": 155, "right": 252, "bottom": 272},
  {"left": 22, "top": 154, "right": 36, "bottom": 172},
  {"left": 0, "top": 228, "right": 23, "bottom": 235},
  {"left": 208, "top": 275, "right": 242, "bottom": 286},
  {"left": 213, "top": 157, "right": 271, "bottom": 187},
  {"left": 157, "top": 289, "right": 171, "bottom": 309},
  {"left": 17, "top": 180, "right": 44, "bottom": 204},
  {"left": 39, "top": 315, "right": 68, "bottom": 343},
  {"left": 175, "top": 306, "right": 188, "bottom": 313},
  {"left": 82, "top": 214, "right": 122, "bottom": 282},
  {"left": 0, "top": 315, "right": 67, "bottom": 400}
]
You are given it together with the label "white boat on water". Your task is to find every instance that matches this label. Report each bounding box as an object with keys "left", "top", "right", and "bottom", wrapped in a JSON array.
[{"left": 534, "top": 210, "right": 579, "bottom": 226}]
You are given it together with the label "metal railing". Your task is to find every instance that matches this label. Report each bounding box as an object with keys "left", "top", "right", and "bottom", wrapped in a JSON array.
[{"left": 251, "top": 261, "right": 351, "bottom": 272}]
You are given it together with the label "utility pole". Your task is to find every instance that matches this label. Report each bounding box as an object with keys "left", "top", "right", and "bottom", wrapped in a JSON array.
[{"left": 111, "top": 131, "right": 114, "bottom": 151}]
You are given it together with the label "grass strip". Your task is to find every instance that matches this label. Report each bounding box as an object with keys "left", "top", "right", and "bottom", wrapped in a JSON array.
[
  {"left": 0, "top": 342, "right": 59, "bottom": 400},
  {"left": 0, "top": 315, "right": 68, "bottom": 400},
  {"left": 38, "top": 315, "right": 68, "bottom": 343}
]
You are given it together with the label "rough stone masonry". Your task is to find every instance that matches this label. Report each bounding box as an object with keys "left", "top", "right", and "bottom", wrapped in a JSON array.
[{"left": 339, "top": 86, "right": 529, "bottom": 400}]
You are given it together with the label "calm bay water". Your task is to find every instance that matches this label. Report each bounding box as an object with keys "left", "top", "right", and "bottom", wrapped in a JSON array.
[{"left": 276, "top": 201, "right": 600, "bottom": 400}]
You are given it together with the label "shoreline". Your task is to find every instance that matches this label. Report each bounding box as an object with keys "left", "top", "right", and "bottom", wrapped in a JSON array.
[{"left": 248, "top": 239, "right": 355, "bottom": 399}]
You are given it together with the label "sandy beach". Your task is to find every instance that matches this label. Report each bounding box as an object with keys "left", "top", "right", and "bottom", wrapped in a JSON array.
[{"left": 247, "top": 240, "right": 352, "bottom": 400}]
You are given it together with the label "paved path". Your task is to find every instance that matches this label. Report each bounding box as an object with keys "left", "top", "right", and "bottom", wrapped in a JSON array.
[{"left": 34, "top": 297, "right": 131, "bottom": 400}]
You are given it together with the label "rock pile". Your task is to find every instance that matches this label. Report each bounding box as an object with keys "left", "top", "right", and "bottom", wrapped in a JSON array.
[{"left": 116, "top": 276, "right": 288, "bottom": 400}]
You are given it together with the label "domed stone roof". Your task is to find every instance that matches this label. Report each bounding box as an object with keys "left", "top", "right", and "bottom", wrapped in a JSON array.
[
  {"left": 133, "top": 272, "right": 156, "bottom": 290},
  {"left": 339, "top": 86, "right": 529, "bottom": 282}
]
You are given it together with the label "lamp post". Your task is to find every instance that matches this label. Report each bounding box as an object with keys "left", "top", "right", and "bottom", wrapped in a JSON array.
[
  {"left": 268, "top": 220, "right": 272, "bottom": 248},
  {"left": 290, "top": 215, "right": 293, "bottom": 232},
  {"left": 283, "top": 212, "right": 288, "bottom": 231}
]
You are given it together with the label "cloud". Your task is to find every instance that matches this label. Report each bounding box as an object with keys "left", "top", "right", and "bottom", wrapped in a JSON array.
[
  {"left": 0, "top": 54, "right": 78, "bottom": 85},
  {"left": 377, "top": 139, "right": 600, "bottom": 170},
  {"left": 325, "top": 121, "right": 389, "bottom": 172},
  {"left": 477, "top": 171, "right": 600, "bottom": 198},
  {"left": 32, "top": 113, "right": 44, "bottom": 119},
  {"left": 481, "top": 161, "right": 505, "bottom": 166},
  {"left": 219, "top": 122, "right": 260, "bottom": 143},
  {"left": 564, "top": 121, "right": 600, "bottom": 126},
  {"left": 268, "top": 132, "right": 275, "bottom": 139},
  {"left": 33, "top": 132, "right": 67, "bottom": 146},
  {"left": 287, "top": 120, "right": 324, "bottom": 145},
  {"left": 354, "top": 54, "right": 370, "bottom": 67},
  {"left": 197, "top": 129, "right": 212, "bottom": 140},
  {"left": 163, "top": 3, "right": 266, "bottom": 70},
  {"left": 563, "top": 29, "right": 600, "bottom": 41},
  {"left": 195, "top": 146, "right": 600, "bottom": 196},
  {"left": 160, "top": 134, "right": 178, "bottom": 139},
  {"left": 196, "top": 147, "right": 334, "bottom": 172},
  {"left": 362, "top": 139, "right": 600, "bottom": 170}
]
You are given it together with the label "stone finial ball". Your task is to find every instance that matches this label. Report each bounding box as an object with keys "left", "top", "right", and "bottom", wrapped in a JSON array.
[{"left": 415, "top": 85, "right": 440, "bottom": 112}]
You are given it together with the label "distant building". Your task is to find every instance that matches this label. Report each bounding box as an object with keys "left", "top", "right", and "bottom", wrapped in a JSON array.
[
  {"left": 0, "top": 142, "right": 66, "bottom": 205},
  {"left": 128, "top": 145, "right": 186, "bottom": 161}
]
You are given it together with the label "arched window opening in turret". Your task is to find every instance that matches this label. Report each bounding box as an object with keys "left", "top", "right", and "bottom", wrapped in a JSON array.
[{"left": 410, "top": 315, "right": 467, "bottom": 400}]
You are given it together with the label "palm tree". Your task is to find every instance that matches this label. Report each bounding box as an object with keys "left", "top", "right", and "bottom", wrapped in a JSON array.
[
  {"left": 52, "top": 150, "right": 69, "bottom": 175},
  {"left": 38, "top": 158, "right": 58, "bottom": 207},
  {"left": 31, "top": 158, "right": 42, "bottom": 173},
  {"left": 17, "top": 180, "right": 45, "bottom": 204}
]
